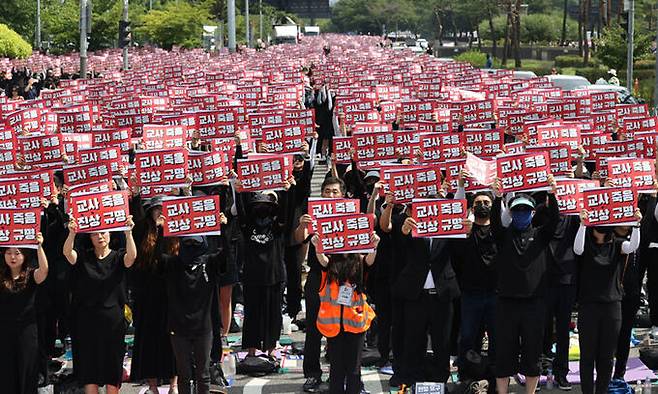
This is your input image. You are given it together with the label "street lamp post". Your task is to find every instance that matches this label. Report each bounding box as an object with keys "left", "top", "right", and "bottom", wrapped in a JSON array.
[
  {"left": 36, "top": 0, "right": 41, "bottom": 50},
  {"left": 122, "top": 0, "right": 129, "bottom": 70},
  {"left": 79, "top": 0, "right": 88, "bottom": 78},
  {"left": 245, "top": 0, "right": 250, "bottom": 48}
]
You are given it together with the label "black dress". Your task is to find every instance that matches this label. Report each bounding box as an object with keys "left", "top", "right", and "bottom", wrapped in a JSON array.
[
  {"left": 71, "top": 249, "right": 128, "bottom": 387},
  {"left": 130, "top": 263, "right": 175, "bottom": 381},
  {"left": 0, "top": 272, "right": 39, "bottom": 394}
]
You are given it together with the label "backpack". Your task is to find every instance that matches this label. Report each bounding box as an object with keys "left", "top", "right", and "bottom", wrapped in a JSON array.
[
  {"left": 236, "top": 355, "right": 279, "bottom": 377},
  {"left": 608, "top": 378, "right": 634, "bottom": 394}
]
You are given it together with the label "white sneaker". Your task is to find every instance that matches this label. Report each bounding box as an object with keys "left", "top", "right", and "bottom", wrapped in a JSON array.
[
  {"left": 168, "top": 387, "right": 179, "bottom": 394},
  {"left": 651, "top": 326, "right": 658, "bottom": 338},
  {"left": 145, "top": 389, "right": 158, "bottom": 394}
]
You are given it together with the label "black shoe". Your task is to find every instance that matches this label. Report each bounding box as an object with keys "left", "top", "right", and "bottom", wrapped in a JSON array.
[
  {"left": 303, "top": 377, "right": 322, "bottom": 392},
  {"left": 389, "top": 375, "right": 402, "bottom": 388},
  {"left": 556, "top": 375, "right": 572, "bottom": 391}
]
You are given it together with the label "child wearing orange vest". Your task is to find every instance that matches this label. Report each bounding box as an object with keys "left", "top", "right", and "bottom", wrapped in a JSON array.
[{"left": 311, "top": 234, "right": 379, "bottom": 394}]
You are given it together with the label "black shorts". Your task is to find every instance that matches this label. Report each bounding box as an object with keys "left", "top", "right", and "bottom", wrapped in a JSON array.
[
  {"left": 218, "top": 239, "right": 240, "bottom": 287},
  {"left": 494, "top": 297, "right": 545, "bottom": 378}
]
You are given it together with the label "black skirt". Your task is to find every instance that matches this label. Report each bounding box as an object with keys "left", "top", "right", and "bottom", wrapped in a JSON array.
[{"left": 72, "top": 304, "right": 126, "bottom": 386}]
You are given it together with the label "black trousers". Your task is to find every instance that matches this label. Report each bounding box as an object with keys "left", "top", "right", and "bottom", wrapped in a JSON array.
[
  {"left": 303, "top": 270, "right": 323, "bottom": 379},
  {"left": 495, "top": 297, "right": 545, "bottom": 378},
  {"left": 578, "top": 302, "right": 622, "bottom": 394},
  {"left": 615, "top": 296, "right": 641, "bottom": 379},
  {"left": 401, "top": 292, "right": 454, "bottom": 384},
  {"left": 0, "top": 322, "right": 38, "bottom": 394},
  {"left": 327, "top": 332, "right": 364, "bottom": 394},
  {"left": 543, "top": 284, "right": 576, "bottom": 378},
  {"left": 242, "top": 283, "right": 282, "bottom": 351},
  {"left": 170, "top": 331, "right": 212, "bottom": 394},
  {"left": 374, "top": 288, "right": 392, "bottom": 363},
  {"left": 284, "top": 244, "right": 304, "bottom": 319},
  {"left": 640, "top": 248, "right": 658, "bottom": 325},
  {"left": 390, "top": 298, "right": 405, "bottom": 375}
]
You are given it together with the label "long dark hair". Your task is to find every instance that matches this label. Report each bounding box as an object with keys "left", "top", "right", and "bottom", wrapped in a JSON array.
[
  {"left": 135, "top": 216, "right": 179, "bottom": 270},
  {"left": 0, "top": 248, "right": 34, "bottom": 293},
  {"left": 324, "top": 254, "right": 365, "bottom": 293}
]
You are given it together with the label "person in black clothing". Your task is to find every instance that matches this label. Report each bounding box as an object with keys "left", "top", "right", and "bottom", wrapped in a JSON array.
[
  {"left": 0, "top": 232, "right": 48, "bottom": 394},
  {"left": 393, "top": 209, "right": 464, "bottom": 385},
  {"left": 541, "top": 211, "right": 580, "bottom": 391},
  {"left": 638, "top": 193, "right": 658, "bottom": 338},
  {"left": 490, "top": 175, "right": 559, "bottom": 394},
  {"left": 160, "top": 232, "right": 228, "bottom": 394},
  {"left": 63, "top": 216, "right": 137, "bottom": 394},
  {"left": 296, "top": 177, "right": 347, "bottom": 392},
  {"left": 452, "top": 181, "right": 497, "bottom": 375},
  {"left": 129, "top": 195, "right": 178, "bottom": 393},
  {"left": 377, "top": 193, "right": 412, "bottom": 388},
  {"left": 574, "top": 209, "right": 642, "bottom": 394},
  {"left": 613, "top": 225, "right": 642, "bottom": 380},
  {"left": 235, "top": 178, "right": 294, "bottom": 358}
]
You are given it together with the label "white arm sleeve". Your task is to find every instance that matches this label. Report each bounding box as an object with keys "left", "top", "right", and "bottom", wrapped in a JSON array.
[
  {"left": 309, "top": 138, "right": 318, "bottom": 170},
  {"left": 454, "top": 186, "right": 466, "bottom": 200},
  {"left": 621, "top": 227, "right": 641, "bottom": 255},
  {"left": 654, "top": 200, "right": 658, "bottom": 223},
  {"left": 573, "top": 224, "right": 586, "bottom": 255},
  {"left": 500, "top": 199, "right": 512, "bottom": 228}
]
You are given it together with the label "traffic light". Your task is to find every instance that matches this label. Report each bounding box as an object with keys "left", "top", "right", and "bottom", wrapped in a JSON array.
[{"left": 119, "top": 20, "right": 131, "bottom": 48}]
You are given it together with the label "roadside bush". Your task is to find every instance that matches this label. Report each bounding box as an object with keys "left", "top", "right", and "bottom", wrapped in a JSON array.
[
  {"left": 575, "top": 67, "right": 609, "bottom": 82},
  {"left": 634, "top": 59, "right": 656, "bottom": 70},
  {"left": 454, "top": 50, "right": 488, "bottom": 68},
  {"left": 0, "top": 24, "right": 32, "bottom": 59}
]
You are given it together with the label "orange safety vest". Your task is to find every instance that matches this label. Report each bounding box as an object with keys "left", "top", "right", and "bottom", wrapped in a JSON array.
[{"left": 316, "top": 271, "right": 375, "bottom": 338}]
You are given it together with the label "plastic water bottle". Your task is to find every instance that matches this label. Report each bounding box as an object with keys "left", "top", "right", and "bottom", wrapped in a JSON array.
[
  {"left": 636, "top": 380, "right": 644, "bottom": 394},
  {"left": 221, "top": 352, "right": 237, "bottom": 386},
  {"left": 546, "top": 369, "right": 554, "bottom": 390},
  {"left": 644, "top": 377, "right": 652, "bottom": 394},
  {"left": 64, "top": 337, "right": 73, "bottom": 361}
]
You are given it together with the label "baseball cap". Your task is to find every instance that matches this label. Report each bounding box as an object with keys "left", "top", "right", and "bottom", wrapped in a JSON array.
[{"left": 509, "top": 194, "right": 536, "bottom": 210}]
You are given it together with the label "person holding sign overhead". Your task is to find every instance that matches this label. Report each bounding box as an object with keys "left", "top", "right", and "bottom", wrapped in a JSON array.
[
  {"left": 310, "top": 234, "right": 379, "bottom": 394},
  {"left": 63, "top": 216, "right": 136, "bottom": 394},
  {"left": 489, "top": 174, "right": 559, "bottom": 394},
  {"left": 573, "top": 208, "right": 642, "bottom": 394},
  {"left": 0, "top": 232, "right": 48, "bottom": 394}
]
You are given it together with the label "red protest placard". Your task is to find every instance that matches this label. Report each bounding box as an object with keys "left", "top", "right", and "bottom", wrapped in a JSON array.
[
  {"left": 63, "top": 161, "right": 115, "bottom": 186},
  {"left": 352, "top": 132, "right": 397, "bottom": 162},
  {"left": 419, "top": 132, "right": 463, "bottom": 163},
  {"left": 78, "top": 146, "right": 124, "bottom": 175},
  {"left": 0, "top": 208, "right": 42, "bottom": 248},
  {"left": 315, "top": 213, "right": 375, "bottom": 254},
  {"left": 554, "top": 178, "right": 599, "bottom": 215},
  {"left": 583, "top": 187, "right": 637, "bottom": 226},
  {"left": 142, "top": 124, "right": 187, "bottom": 150},
  {"left": 463, "top": 128, "right": 504, "bottom": 158},
  {"left": 92, "top": 128, "right": 132, "bottom": 152},
  {"left": 67, "top": 180, "right": 114, "bottom": 195},
  {"left": 307, "top": 198, "right": 361, "bottom": 233},
  {"left": 332, "top": 136, "right": 353, "bottom": 164},
  {"left": 68, "top": 190, "right": 130, "bottom": 232},
  {"left": 526, "top": 144, "right": 573, "bottom": 176},
  {"left": 411, "top": 198, "right": 468, "bottom": 238},
  {"left": 386, "top": 166, "right": 442, "bottom": 204},
  {"left": 496, "top": 152, "right": 551, "bottom": 193},
  {"left": 195, "top": 110, "right": 238, "bottom": 138},
  {"left": 444, "top": 159, "right": 490, "bottom": 193},
  {"left": 236, "top": 154, "right": 293, "bottom": 192},
  {"left": 535, "top": 124, "right": 581, "bottom": 150},
  {"left": 18, "top": 134, "right": 64, "bottom": 168},
  {"left": 606, "top": 157, "right": 657, "bottom": 193},
  {"left": 162, "top": 195, "right": 222, "bottom": 237},
  {"left": 464, "top": 153, "right": 497, "bottom": 187},
  {"left": 135, "top": 149, "right": 189, "bottom": 187},
  {"left": 187, "top": 150, "right": 228, "bottom": 186},
  {"left": 394, "top": 130, "right": 421, "bottom": 159},
  {"left": 0, "top": 178, "right": 43, "bottom": 209},
  {"left": 261, "top": 124, "right": 305, "bottom": 153}
]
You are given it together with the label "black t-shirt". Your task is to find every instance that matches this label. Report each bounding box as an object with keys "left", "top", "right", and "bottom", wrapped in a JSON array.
[
  {"left": 72, "top": 249, "right": 127, "bottom": 309},
  {"left": 547, "top": 216, "right": 580, "bottom": 286},
  {"left": 0, "top": 272, "right": 38, "bottom": 327},
  {"left": 577, "top": 234, "right": 625, "bottom": 304},
  {"left": 164, "top": 251, "right": 224, "bottom": 337},
  {"left": 452, "top": 223, "right": 497, "bottom": 292}
]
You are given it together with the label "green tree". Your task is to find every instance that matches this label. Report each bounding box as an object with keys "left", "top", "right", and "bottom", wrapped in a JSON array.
[
  {"left": 0, "top": 0, "right": 35, "bottom": 44},
  {"left": 595, "top": 23, "right": 653, "bottom": 71},
  {"left": 41, "top": 0, "right": 79, "bottom": 54},
  {"left": 138, "top": 2, "right": 211, "bottom": 49},
  {"left": 0, "top": 23, "right": 32, "bottom": 58}
]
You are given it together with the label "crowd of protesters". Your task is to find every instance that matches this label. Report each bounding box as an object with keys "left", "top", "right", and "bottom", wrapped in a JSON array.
[{"left": 0, "top": 35, "right": 658, "bottom": 394}]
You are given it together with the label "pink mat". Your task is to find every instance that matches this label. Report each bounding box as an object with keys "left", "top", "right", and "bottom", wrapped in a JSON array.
[{"left": 517, "top": 358, "right": 656, "bottom": 385}]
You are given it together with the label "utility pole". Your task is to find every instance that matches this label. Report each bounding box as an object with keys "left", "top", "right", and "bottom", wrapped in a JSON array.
[
  {"left": 228, "top": 0, "right": 236, "bottom": 52},
  {"left": 626, "top": 0, "right": 634, "bottom": 91},
  {"left": 36, "top": 0, "right": 41, "bottom": 50},
  {"left": 122, "top": 0, "right": 129, "bottom": 70},
  {"left": 80, "top": 0, "right": 88, "bottom": 78},
  {"left": 245, "top": 0, "right": 250, "bottom": 47},
  {"left": 149, "top": 0, "right": 152, "bottom": 10},
  {"left": 259, "top": 0, "right": 263, "bottom": 40}
]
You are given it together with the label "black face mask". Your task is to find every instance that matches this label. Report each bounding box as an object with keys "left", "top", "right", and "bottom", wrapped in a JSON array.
[
  {"left": 473, "top": 204, "right": 491, "bottom": 219},
  {"left": 253, "top": 205, "right": 272, "bottom": 219}
]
